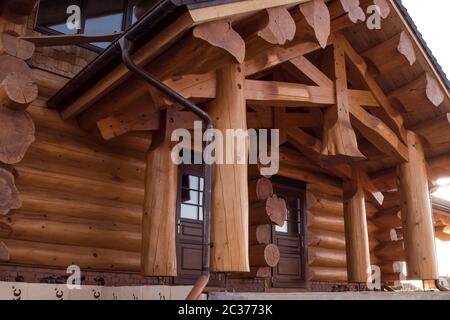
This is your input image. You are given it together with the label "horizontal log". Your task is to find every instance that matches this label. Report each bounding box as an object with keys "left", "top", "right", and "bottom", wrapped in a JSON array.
[
  {"left": 308, "top": 229, "right": 346, "bottom": 250},
  {"left": 306, "top": 192, "right": 343, "bottom": 216},
  {"left": 249, "top": 244, "right": 280, "bottom": 268},
  {"left": 362, "top": 31, "right": 416, "bottom": 75},
  {"left": 308, "top": 246, "right": 346, "bottom": 268},
  {"left": 379, "top": 261, "right": 405, "bottom": 274},
  {"left": 0, "top": 214, "right": 141, "bottom": 252},
  {"left": 308, "top": 212, "right": 344, "bottom": 233},
  {"left": 248, "top": 177, "right": 273, "bottom": 203},
  {"left": 249, "top": 224, "right": 272, "bottom": 246},
  {"left": 375, "top": 240, "right": 405, "bottom": 260},
  {"left": 374, "top": 228, "right": 403, "bottom": 242},
  {"left": 249, "top": 195, "right": 287, "bottom": 227},
  {"left": 413, "top": 113, "right": 450, "bottom": 147},
  {"left": 308, "top": 266, "right": 347, "bottom": 282},
  {"left": 1, "top": 238, "right": 140, "bottom": 272},
  {"left": 16, "top": 187, "right": 142, "bottom": 225},
  {"left": 372, "top": 207, "right": 402, "bottom": 228},
  {"left": 15, "top": 165, "right": 144, "bottom": 206},
  {"left": 31, "top": 68, "right": 69, "bottom": 98}
]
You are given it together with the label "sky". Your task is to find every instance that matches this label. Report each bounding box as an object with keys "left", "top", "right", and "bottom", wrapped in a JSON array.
[{"left": 401, "top": 0, "right": 450, "bottom": 78}]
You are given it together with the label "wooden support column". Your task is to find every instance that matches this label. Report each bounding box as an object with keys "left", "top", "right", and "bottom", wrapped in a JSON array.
[
  {"left": 209, "top": 64, "right": 249, "bottom": 273},
  {"left": 141, "top": 111, "right": 178, "bottom": 276},
  {"left": 398, "top": 131, "right": 438, "bottom": 280},
  {"left": 343, "top": 167, "right": 371, "bottom": 283}
]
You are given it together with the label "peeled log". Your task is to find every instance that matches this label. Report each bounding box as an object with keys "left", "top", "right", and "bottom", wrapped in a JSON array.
[
  {"left": 308, "top": 229, "right": 346, "bottom": 250},
  {"left": 0, "top": 72, "right": 38, "bottom": 110},
  {"left": 306, "top": 192, "right": 343, "bottom": 216},
  {"left": 398, "top": 131, "right": 438, "bottom": 280},
  {"left": 248, "top": 177, "right": 273, "bottom": 203},
  {"left": 1, "top": 238, "right": 140, "bottom": 271},
  {"left": 308, "top": 212, "right": 344, "bottom": 233},
  {"left": 0, "top": 240, "right": 9, "bottom": 261},
  {"left": 375, "top": 240, "right": 405, "bottom": 261},
  {"left": 209, "top": 64, "right": 249, "bottom": 273},
  {"left": 31, "top": 68, "right": 68, "bottom": 98},
  {"left": 0, "top": 32, "right": 34, "bottom": 59},
  {"left": 0, "top": 167, "right": 21, "bottom": 215},
  {"left": 249, "top": 244, "right": 280, "bottom": 268},
  {"left": 363, "top": 31, "right": 416, "bottom": 75},
  {"left": 141, "top": 113, "right": 178, "bottom": 276},
  {"left": 374, "top": 228, "right": 403, "bottom": 242},
  {"left": 380, "top": 261, "right": 405, "bottom": 274},
  {"left": 0, "top": 107, "right": 35, "bottom": 164},
  {"left": 372, "top": 207, "right": 402, "bottom": 228},
  {"left": 308, "top": 246, "right": 347, "bottom": 268},
  {"left": 390, "top": 72, "right": 445, "bottom": 112},
  {"left": 0, "top": 214, "right": 141, "bottom": 252},
  {"left": 309, "top": 266, "right": 347, "bottom": 282},
  {"left": 249, "top": 224, "right": 271, "bottom": 245},
  {"left": 249, "top": 195, "right": 287, "bottom": 227}
]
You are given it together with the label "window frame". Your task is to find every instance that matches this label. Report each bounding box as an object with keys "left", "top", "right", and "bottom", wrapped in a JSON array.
[
  {"left": 177, "top": 164, "right": 205, "bottom": 222},
  {"left": 34, "top": 0, "right": 136, "bottom": 52}
]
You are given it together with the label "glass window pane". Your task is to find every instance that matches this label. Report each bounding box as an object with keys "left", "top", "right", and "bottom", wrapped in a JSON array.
[
  {"left": 199, "top": 192, "right": 203, "bottom": 206},
  {"left": 199, "top": 177, "right": 204, "bottom": 191},
  {"left": 198, "top": 207, "right": 203, "bottom": 221},
  {"left": 182, "top": 175, "right": 199, "bottom": 190},
  {"left": 84, "top": 0, "right": 124, "bottom": 48},
  {"left": 37, "top": 0, "right": 82, "bottom": 34},
  {"left": 182, "top": 190, "right": 199, "bottom": 205},
  {"left": 180, "top": 204, "right": 198, "bottom": 220},
  {"left": 276, "top": 221, "right": 288, "bottom": 233}
]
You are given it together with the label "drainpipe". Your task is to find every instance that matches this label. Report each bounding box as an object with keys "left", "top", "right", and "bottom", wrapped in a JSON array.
[
  {"left": 119, "top": 38, "right": 213, "bottom": 300},
  {"left": 435, "top": 279, "right": 450, "bottom": 291}
]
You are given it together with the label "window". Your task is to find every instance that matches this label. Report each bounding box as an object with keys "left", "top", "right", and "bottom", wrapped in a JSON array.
[
  {"left": 275, "top": 197, "right": 302, "bottom": 234},
  {"left": 179, "top": 165, "right": 204, "bottom": 221},
  {"left": 36, "top": 0, "right": 141, "bottom": 50}
]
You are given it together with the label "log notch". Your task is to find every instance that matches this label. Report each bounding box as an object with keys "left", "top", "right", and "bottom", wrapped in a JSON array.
[
  {"left": 398, "top": 131, "right": 438, "bottom": 280},
  {"left": 321, "top": 36, "right": 365, "bottom": 163},
  {"left": 141, "top": 110, "right": 178, "bottom": 276},
  {"left": 362, "top": 31, "right": 416, "bottom": 75},
  {"left": 0, "top": 168, "right": 21, "bottom": 215},
  {"left": 390, "top": 73, "right": 445, "bottom": 113},
  {"left": 0, "top": 72, "right": 38, "bottom": 110},
  {"left": 291, "top": 0, "right": 331, "bottom": 49},
  {"left": 209, "top": 64, "right": 249, "bottom": 273},
  {"left": 249, "top": 195, "right": 287, "bottom": 227},
  {"left": 0, "top": 106, "right": 35, "bottom": 164},
  {"left": 249, "top": 244, "right": 280, "bottom": 268},
  {"left": 343, "top": 167, "right": 371, "bottom": 283}
]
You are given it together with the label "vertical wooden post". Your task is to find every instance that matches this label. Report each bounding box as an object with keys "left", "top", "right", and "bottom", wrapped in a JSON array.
[
  {"left": 398, "top": 131, "right": 438, "bottom": 280},
  {"left": 141, "top": 111, "right": 177, "bottom": 276},
  {"left": 343, "top": 167, "right": 371, "bottom": 283},
  {"left": 208, "top": 64, "right": 250, "bottom": 272}
]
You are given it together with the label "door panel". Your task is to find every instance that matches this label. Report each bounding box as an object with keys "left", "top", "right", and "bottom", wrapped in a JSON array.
[{"left": 271, "top": 178, "right": 306, "bottom": 288}]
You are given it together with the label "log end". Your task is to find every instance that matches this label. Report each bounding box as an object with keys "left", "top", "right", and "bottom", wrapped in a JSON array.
[
  {"left": 266, "top": 195, "right": 288, "bottom": 226},
  {"left": 374, "top": 0, "right": 391, "bottom": 19},
  {"left": 0, "top": 241, "right": 9, "bottom": 262},
  {"left": 264, "top": 244, "right": 280, "bottom": 267},
  {"left": 0, "top": 72, "right": 38, "bottom": 110},
  {"left": 425, "top": 72, "right": 445, "bottom": 107},
  {"left": 299, "top": 0, "right": 331, "bottom": 49},
  {"left": 398, "top": 31, "right": 416, "bottom": 67},
  {"left": 257, "top": 7, "right": 296, "bottom": 46},
  {"left": 0, "top": 168, "right": 21, "bottom": 215}
]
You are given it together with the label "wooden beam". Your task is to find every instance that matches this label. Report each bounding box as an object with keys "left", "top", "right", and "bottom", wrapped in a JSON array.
[
  {"left": 362, "top": 31, "right": 416, "bottom": 75},
  {"left": 398, "top": 131, "right": 438, "bottom": 280},
  {"left": 347, "top": 89, "right": 379, "bottom": 108},
  {"left": 20, "top": 32, "right": 122, "bottom": 47},
  {"left": 0, "top": 241, "right": 8, "bottom": 262},
  {"left": 209, "top": 64, "right": 249, "bottom": 273},
  {"left": 321, "top": 37, "right": 365, "bottom": 163},
  {"left": 389, "top": 72, "right": 445, "bottom": 112},
  {"left": 337, "top": 32, "right": 408, "bottom": 143},
  {"left": 245, "top": 80, "right": 335, "bottom": 106},
  {"left": 289, "top": 55, "right": 333, "bottom": 87},
  {"left": 1, "top": 32, "right": 34, "bottom": 59},
  {"left": 413, "top": 113, "right": 450, "bottom": 147},
  {"left": 349, "top": 103, "right": 408, "bottom": 163}
]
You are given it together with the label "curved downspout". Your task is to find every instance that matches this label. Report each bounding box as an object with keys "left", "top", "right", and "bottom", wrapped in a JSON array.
[
  {"left": 119, "top": 38, "right": 213, "bottom": 300},
  {"left": 435, "top": 279, "right": 450, "bottom": 291}
]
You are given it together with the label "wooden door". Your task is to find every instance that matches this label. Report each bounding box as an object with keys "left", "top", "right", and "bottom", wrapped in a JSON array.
[
  {"left": 271, "top": 178, "right": 306, "bottom": 288},
  {"left": 174, "top": 164, "right": 224, "bottom": 286}
]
